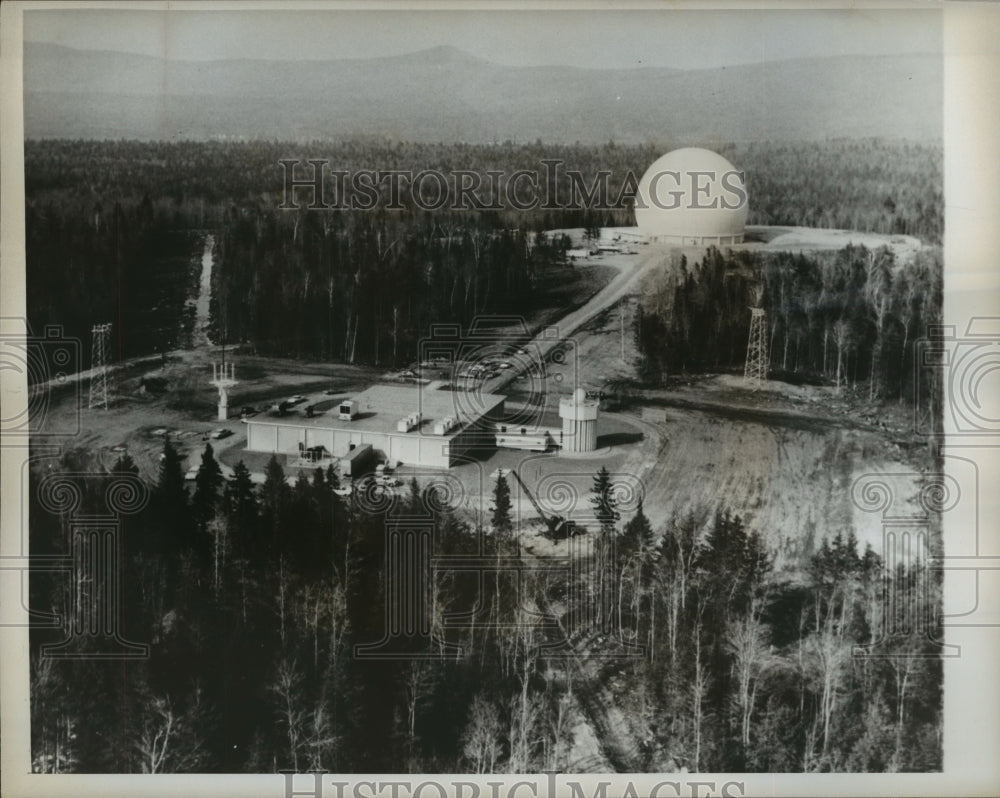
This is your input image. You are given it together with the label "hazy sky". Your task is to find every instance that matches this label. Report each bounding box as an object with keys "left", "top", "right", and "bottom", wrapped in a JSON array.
[{"left": 24, "top": 7, "right": 942, "bottom": 70}]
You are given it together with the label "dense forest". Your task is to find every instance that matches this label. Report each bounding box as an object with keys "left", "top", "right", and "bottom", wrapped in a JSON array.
[
  {"left": 24, "top": 138, "right": 942, "bottom": 364},
  {"left": 26, "top": 137, "right": 945, "bottom": 773},
  {"left": 638, "top": 244, "right": 943, "bottom": 417},
  {"left": 30, "top": 445, "right": 943, "bottom": 773}
]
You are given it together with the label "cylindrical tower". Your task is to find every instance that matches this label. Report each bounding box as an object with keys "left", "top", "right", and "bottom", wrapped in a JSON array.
[{"left": 559, "top": 388, "right": 599, "bottom": 453}]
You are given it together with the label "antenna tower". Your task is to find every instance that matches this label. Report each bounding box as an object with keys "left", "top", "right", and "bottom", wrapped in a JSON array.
[
  {"left": 210, "top": 359, "right": 238, "bottom": 421},
  {"left": 744, "top": 285, "right": 768, "bottom": 389},
  {"left": 88, "top": 323, "right": 113, "bottom": 409}
]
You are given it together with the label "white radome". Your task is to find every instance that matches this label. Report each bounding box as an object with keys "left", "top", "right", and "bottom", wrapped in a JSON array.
[{"left": 635, "top": 148, "right": 748, "bottom": 245}]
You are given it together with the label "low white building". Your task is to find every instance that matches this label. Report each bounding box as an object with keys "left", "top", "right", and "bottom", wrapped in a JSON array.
[
  {"left": 494, "top": 424, "right": 560, "bottom": 452},
  {"left": 245, "top": 383, "right": 506, "bottom": 468}
]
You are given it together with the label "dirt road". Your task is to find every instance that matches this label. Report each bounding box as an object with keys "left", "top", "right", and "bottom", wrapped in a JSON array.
[{"left": 485, "top": 246, "right": 668, "bottom": 396}]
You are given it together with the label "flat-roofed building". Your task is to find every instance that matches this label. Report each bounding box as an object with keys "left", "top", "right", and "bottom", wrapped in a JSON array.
[{"left": 244, "top": 382, "right": 505, "bottom": 468}]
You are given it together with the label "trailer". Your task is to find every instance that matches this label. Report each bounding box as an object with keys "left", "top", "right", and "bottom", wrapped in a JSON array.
[{"left": 336, "top": 443, "right": 374, "bottom": 478}]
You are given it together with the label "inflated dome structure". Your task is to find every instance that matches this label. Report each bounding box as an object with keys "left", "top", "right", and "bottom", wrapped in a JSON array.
[{"left": 635, "top": 148, "right": 748, "bottom": 245}]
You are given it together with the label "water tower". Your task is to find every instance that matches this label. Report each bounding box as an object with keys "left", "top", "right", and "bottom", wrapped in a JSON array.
[{"left": 559, "top": 388, "right": 599, "bottom": 453}]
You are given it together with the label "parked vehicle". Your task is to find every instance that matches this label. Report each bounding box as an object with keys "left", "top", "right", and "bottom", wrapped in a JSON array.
[{"left": 269, "top": 401, "right": 291, "bottom": 416}]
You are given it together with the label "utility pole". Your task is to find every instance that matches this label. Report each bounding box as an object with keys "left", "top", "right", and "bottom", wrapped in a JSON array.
[{"left": 620, "top": 303, "right": 626, "bottom": 363}]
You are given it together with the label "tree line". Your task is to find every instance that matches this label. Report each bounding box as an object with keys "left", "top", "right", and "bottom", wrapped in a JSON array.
[
  {"left": 30, "top": 449, "right": 942, "bottom": 773},
  {"left": 638, "top": 244, "right": 943, "bottom": 414},
  {"left": 615, "top": 507, "right": 941, "bottom": 771},
  {"left": 25, "top": 137, "right": 942, "bottom": 365},
  {"left": 214, "top": 211, "right": 559, "bottom": 362}
]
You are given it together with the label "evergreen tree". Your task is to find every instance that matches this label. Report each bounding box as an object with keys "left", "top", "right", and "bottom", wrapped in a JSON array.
[
  {"left": 259, "top": 455, "right": 289, "bottom": 560},
  {"left": 325, "top": 464, "right": 351, "bottom": 584},
  {"left": 698, "top": 510, "right": 770, "bottom": 614},
  {"left": 489, "top": 474, "right": 513, "bottom": 539},
  {"left": 618, "top": 500, "right": 656, "bottom": 641},
  {"left": 109, "top": 450, "right": 149, "bottom": 558},
  {"left": 621, "top": 499, "right": 654, "bottom": 561},
  {"left": 325, "top": 464, "right": 340, "bottom": 491},
  {"left": 225, "top": 461, "right": 257, "bottom": 526},
  {"left": 590, "top": 466, "right": 620, "bottom": 628},
  {"left": 406, "top": 476, "right": 421, "bottom": 514},
  {"left": 287, "top": 471, "right": 320, "bottom": 575},
  {"left": 110, "top": 452, "right": 139, "bottom": 475},
  {"left": 192, "top": 444, "right": 224, "bottom": 532},
  {"left": 154, "top": 436, "right": 192, "bottom": 555},
  {"left": 590, "top": 466, "right": 620, "bottom": 537}
]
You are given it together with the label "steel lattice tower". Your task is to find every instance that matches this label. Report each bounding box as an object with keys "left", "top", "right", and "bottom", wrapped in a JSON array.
[
  {"left": 88, "top": 323, "right": 113, "bottom": 409},
  {"left": 744, "top": 307, "right": 768, "bottom": 389}
]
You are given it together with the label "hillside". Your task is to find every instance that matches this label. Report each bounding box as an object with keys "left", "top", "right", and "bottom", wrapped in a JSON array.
[{"left": 23, "top": 42, "right": 941, "bottom": 142}]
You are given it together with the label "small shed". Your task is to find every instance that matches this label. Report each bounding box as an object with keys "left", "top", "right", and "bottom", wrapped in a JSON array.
[{"left": 337, "top": 443, "right": 373, "bottom": 477}]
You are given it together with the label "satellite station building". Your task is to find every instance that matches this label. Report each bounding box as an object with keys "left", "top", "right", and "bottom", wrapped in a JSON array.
[
  {"left": 634, "top": 147, "right": 748, "bottom": 246},
  {"left": 245, "top": 382, "right": 506, "bottom": 469}
]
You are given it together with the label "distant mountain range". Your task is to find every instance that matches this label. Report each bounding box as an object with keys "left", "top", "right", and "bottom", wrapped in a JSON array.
[{"left": 23, "top": 42, "right": 942, "bottom": 142}]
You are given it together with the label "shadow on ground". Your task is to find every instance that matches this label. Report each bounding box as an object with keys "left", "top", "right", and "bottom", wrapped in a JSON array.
[{"left": 597, "top": 431, "right": 644, "bottom": 447}]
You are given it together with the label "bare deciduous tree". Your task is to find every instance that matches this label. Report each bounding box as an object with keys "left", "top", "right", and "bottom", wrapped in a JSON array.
[
  {"left": 461, "top": 693, "right": 504, "bottom": 773},
  {"left": 271, "top": 659, "right": 307, "bottom": 771},
  {"left": 134, "top": 690, "right": 206, "bottom": 774},
  {"left": 403, "top": 660, "right": 433, "bottom": 747},
  {"left": 728, "top": 603, "right": 775, "bottom": 749}
]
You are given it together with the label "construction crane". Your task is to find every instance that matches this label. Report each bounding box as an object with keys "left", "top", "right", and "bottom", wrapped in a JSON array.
[{"left": 509, "top": 471, "right": 585, "bottom": 540}]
